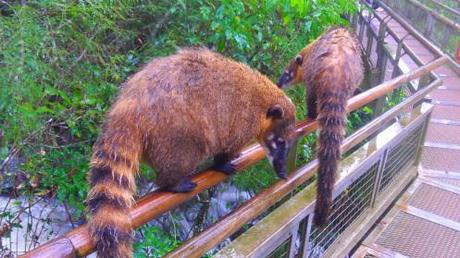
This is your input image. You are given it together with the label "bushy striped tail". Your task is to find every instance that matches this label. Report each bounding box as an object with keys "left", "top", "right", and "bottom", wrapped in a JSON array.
[
  {"left": 314, "top": 90, "right": 348, "bottom": 227},
  {"left": 87, "top": 132, "right": 140, "bottom": 258}
]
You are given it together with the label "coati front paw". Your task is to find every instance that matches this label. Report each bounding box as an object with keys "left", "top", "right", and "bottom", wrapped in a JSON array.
[
  {"left": 167, "top": 179, "right": 197, "bottom": 193},
  {"left": 277, "top": 171, "right": 288, "bottom": 180},
  {"left": 212, "top": 153, "right": 237, "bottom": 175},
  {"left": 212, "top": 162, "right": 236, "bottom": 175},
  {"left": 307, "top": 112, "right": 318, "bottom": 120},
  {"left": 353, "top": 87, "right": 362, "bottom": 96}
]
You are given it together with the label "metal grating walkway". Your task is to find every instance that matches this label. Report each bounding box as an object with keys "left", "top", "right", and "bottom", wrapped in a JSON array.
[
  {"left": 353, "top": 3, "right": 460, "bottom": 258},
  {"left": 354, "top": 178, "right": 460, "bottom": 258}
]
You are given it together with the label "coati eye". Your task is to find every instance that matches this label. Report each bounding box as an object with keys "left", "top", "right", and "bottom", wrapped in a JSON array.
[
  {"left": 267, "top": 137, "right": 286, "bottom": 151},
  {"left": 295, "top": 55, "right": 303, "bottom": 65},
  {"left": 267, "top": 105, "right": 284, "bottom": 119}
]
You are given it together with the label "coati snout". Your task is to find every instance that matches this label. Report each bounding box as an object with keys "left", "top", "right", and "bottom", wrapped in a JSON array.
[
  {"left": 263, "top": 132, "right": 293, "bottom": 179},
  {"left": 261, "top": 104, "right": 295, "bottom": 179},
  {"left": 277, "top": 54, "right": 303, "bottom": 88}
]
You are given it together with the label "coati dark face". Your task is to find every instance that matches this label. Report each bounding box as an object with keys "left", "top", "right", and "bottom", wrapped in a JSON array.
[
  {"left": 277, "top": 54, "right": 304, "bottom": 88},
  {"left": 262, "top": 105, "right": 296, "bottom": 179}
]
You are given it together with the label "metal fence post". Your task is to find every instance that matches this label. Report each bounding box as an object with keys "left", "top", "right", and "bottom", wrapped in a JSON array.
[
  {"left": 414, "top": 104, "right": 433, "bottom": 165},
  {"left": 358, "top": 12, "right": 366, "bottom": 43},
  {"left": 365, "top": 19, "right": 375, "bottom": 57},
  {"left": 370, "top": 149, "right": 389, "bottom": 207},
  {"left": 441, "top": 25, "right": 453, "bottom": 51},
  {"left": 376, "top": 18, "right": 391, "bottom": 84},
  {"left": 351, "top": 13, "right": 358, "bottom": 30},
  {"left": 372, "top": 19, "right": 390, "bottom": 117},
  {"left": 288, "top": 225, "right": 300, "bottom": 258},
  {"left": 424, "top": 13, "right": 434, "bottom": 39},
  {"left": 302, "top": 215, "right": 314, "bottom": 258}
]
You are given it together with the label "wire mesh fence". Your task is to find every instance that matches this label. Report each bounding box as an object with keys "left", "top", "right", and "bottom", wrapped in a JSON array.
[
  {"left": 267, "top": 236, "right": 292, "bottom": 258},
  {"left": 307, "top": 163, "right": 379, "bottom": 257},
  {"left": 262, "top": 113, "right": 428, "bottom": 258},
  {"left": 379, "top": 124, "right": 423, "bottom": 192},
  {"left": 215, "top": 2, "right": 442, "bottom": 257}
]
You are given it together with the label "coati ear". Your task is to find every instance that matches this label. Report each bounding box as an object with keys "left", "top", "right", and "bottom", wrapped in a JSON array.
[
  {"left": 295, "top": 55, "right": 303, "bottom": 65},
  {"left": 267, "top": 105, "right": 284, "bottom": 119}
]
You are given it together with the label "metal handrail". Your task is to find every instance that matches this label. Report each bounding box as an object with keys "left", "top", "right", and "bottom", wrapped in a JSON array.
[
  {"left": 404, "top": 0, "right": 460, "bottom": 30},
  {"left": 168, "top": 4, "right": 450, "bottom": 256},
  {"left": 165, "top": 59, "right": 445, "bottom": 258},
  {"left": 217, "top": 104, "right": 433, "bottom": 258},
  {"left": 377, "top": 0, "right": 460, "bottom": 69},
  {"left": 422, "top": 0, "right": 460, "bottom": 21},
  {"left": 370, "top": 1, "right": 445, "bottom": 59}
]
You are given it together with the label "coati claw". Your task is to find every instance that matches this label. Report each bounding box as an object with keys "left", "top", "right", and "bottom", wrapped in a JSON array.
[
  {"left": 277, "top": 172, "right": 288, "bottom": 179},
  {"left": 167, "top": 179, "right": 197, "bottom": 193},
  {"left": 212, "top": 153, "right": 237, "bottom": 175},
  {"left": 212, "top": 162, "right": 236, "bottom": 175}
]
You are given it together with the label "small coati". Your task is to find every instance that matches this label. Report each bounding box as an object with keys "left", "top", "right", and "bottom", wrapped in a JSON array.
[
  {"left": 277, "top": 27, "right": 364, "bottom": 226},
  {"left": 87, "top": 48, "right": 296, "bottom": 258}
]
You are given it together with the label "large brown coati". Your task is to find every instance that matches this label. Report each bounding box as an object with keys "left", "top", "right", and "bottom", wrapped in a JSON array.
[
  {"left": 277, "top": 27, "right": 364, "bottom": 227},
  {"left": 87, "top": 48, "right": 296, "bottom": 258}
]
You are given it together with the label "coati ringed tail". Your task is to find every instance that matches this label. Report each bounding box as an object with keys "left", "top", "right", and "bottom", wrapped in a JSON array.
[
  {"left": 277, "top": 27, "right": 364, "bottom": 226},
  {"left": 87, "top": 48, "right": 296, "bottom": 258}
]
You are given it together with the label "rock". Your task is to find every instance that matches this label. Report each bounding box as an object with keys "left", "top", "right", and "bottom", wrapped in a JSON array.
[{"left": 0, "top": 196, "right": 74, "bottom": 255}]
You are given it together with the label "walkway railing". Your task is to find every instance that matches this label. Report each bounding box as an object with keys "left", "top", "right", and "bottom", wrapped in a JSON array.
[
  {"left": 216, "top": 83, "right": 433, "bottom": 258},
  {"left": 419, "top": 0, "right": 460, "bottom": 24},
  {"left": 379, "top": 0, "right": 460, "bottom": 63},
  {"left": 211, "top": 4, "right": 451, "bottom": 257},
  {"left": 22, "top": 2, "right": 448, "bottom": 257}
]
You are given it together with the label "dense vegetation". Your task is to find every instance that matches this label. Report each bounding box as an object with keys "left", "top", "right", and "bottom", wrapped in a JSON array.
[{"left": 0, "top": 0, "right": 361, "bottom": 256}]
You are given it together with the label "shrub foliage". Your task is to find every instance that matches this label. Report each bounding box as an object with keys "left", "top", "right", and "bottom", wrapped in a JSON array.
[{"left": 0, "top": 0, "right": 359, "bottom": 254}]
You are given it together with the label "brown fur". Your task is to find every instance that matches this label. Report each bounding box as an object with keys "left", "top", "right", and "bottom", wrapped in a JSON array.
[
  {"left": 278, "top": 27, "right": 364, "bottom": 226},
  {"left": 87, "top": 48, "right": 296, "bottom": 258}
]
